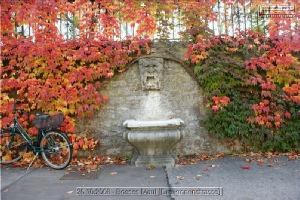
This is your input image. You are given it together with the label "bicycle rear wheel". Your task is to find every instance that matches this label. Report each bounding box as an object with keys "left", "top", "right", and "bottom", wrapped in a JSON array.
[
  {"left": 40, "top": 130, "right": 72, "bottom": 169},
  {"left": 0, "top": 130, "right": 28, "bottom": 164}
]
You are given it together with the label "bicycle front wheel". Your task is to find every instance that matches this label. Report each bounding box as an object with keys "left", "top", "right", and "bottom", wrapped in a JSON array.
[
  {"left": 40, "top": 130, "right": 72, "bottom": 169},
  {"left": 0, "top": 130, "right": 28, "bottom": 164}
]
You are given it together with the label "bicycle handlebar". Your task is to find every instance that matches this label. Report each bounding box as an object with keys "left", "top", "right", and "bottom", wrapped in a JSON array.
[{"left": 13, "top": 100, "right": 29, "bottom": 116}]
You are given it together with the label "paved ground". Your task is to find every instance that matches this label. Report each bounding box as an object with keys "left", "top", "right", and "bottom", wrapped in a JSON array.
[
  {"left": 167, "top": 155, "right": 300, "bottom": 200},
  {"left": 1, "top": 155, "right": 299, "bottom": 200}
]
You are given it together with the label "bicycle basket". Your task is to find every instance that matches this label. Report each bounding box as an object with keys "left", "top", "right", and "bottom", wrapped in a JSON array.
[{"left": 33, "top": 112, "right": 64, "bottom": 129}]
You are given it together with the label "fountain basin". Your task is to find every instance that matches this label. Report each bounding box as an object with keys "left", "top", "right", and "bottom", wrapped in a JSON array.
[{"left": 123, "top": 118, "right": 184, "bottom": 167}]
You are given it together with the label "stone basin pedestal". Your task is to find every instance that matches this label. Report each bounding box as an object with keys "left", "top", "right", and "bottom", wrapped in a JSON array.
[{"left": 123, "top": 118, "right": 184, "bottom": 167}]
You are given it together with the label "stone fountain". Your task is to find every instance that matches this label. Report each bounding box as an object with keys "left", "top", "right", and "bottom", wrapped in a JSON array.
[
  {"left": 123, "top": 118, "right": 184, "bottom": 167},
  {"left": 123, "top": 58, "right": 185, "bottom": 167}
]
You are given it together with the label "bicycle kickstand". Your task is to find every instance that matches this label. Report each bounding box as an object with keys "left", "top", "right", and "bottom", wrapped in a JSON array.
[{"left": 27, "top": 152, "right": 39, "bottom": 170}]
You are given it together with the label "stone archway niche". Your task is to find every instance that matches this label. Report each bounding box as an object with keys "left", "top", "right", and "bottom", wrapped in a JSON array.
[{"left": 76, "top": 43, "right": 231, "bottom": 161}]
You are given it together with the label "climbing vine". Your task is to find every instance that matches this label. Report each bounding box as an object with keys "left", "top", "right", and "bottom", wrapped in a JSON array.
[
  {"left": 1, "top": 0, "right": 300, "bottom": 152},
  {"left": 191, "top": 31, "right": 300, "bottom": 152},
  {"left": 1, "top": 0, "right": 215, "bottom": 134},
  {"left": 0, "top": 0, "right": 153, "bottom": 135}
]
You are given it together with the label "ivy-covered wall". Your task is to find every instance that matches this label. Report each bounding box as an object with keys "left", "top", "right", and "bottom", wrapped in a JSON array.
[
  {"left": 76, "top": 42, "right": 233, "bottom": 156},
  {"left": 77, "top": 38, "right": 300, "bottom": 157},
  {"left": 192, "top": 37, "right": 300, "bottom": 153}
]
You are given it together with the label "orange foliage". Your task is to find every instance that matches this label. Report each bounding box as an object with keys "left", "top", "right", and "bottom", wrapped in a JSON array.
[{"left": 1, "top": 0, "right": 299, "bottom": 135}]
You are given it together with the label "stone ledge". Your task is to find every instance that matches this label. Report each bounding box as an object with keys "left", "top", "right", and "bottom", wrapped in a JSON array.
[{"left": 123, "top": 118, "right": 184, "bottom": 130}]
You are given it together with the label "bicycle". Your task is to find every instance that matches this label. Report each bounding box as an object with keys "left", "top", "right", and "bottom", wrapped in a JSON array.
[{"left": 0, "top": 100, "right": 73, "bottom": 169}]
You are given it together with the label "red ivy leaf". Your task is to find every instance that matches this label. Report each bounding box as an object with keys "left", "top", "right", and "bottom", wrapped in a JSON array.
[
  {"left": 242, "top": 165, "right": 250, "bottom": 170},
  {"left": 284, "top": 112, "right": 291, "bottom": 119}
]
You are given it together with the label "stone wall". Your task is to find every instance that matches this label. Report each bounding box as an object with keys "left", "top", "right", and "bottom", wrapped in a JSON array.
[{"left": 76, "top": 42, "right": 231, "bottom": 156}]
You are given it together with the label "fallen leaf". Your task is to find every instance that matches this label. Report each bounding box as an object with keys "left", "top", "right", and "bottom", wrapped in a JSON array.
[
  {"left": 242, "top": 165, "right": 250, "bottom": 169},
  {"left": 288, "top": 155, "right": 298, "bottom": 160},
  {"left": 268, "top": 164, "right": 274, "bottom": 167},
  {"left": 120, "top": 161, "right": 127, "bottom": 165},
  {"left": 110, "top": 172, "right": 117, "bottom": 175},
  {"left": 195, "top": 174, "right": 202, "bottom": 180},
  {"left": 203, "top": 167, "right": 210, "bottom": 171},
  {"left": 250, "top": 152, "right": 260, "bottom": 157},
  {"left": 176, "top": 176, "right": 184, "bottom": 180},
  {"left": 89, "top": 164, "right": 98, "bottom": 170},
  {"left": 146, "top": 165, "right": 155, "bottom": 170},
  {"left": 190, "top": 159, "right": 198, "bottom": 164},
  {"left": 149, "top": 176, "right": 156, "bottom": 178},
  {"left": 3, "top": 189, "right": 8, "bottom": 193},
  {"left": 215, "top": 153, "right": 225, "bottom": 159},
  {"left": 264, "top": 152, "right": 272, "bottom": 158},
  {"left": 66, "top": 191, "right": 73, "bottom": 194},
  {"left": 178, "top": 160, "right": 187, "bottom": 165},
  {"left": 200, "top": 154, "right": 209, "bottom": 160},
  {"left": 77, "top": 167, "right": 86, "bottom": 171},
  {"left": 84, "top": 161, "right": 92, "bottom": 165},
  {"left": 12, "top": 162, "right": 22, "bottom": 168},
  {"left": 257, "top": 158, "right": 265, "bottom": 163}
]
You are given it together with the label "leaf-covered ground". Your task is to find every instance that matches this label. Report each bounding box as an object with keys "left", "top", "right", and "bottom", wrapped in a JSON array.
[
  {"left": 177, "top": 151, "right": 300, "bottom": 169},
  {"left": 1, "top": 151, "right": 299, "bottom": 172}
]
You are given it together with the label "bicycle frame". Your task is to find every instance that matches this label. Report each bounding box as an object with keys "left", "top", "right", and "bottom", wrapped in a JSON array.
[{"left": 10, "top": 116, "right": 48, "bottom": 153}]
